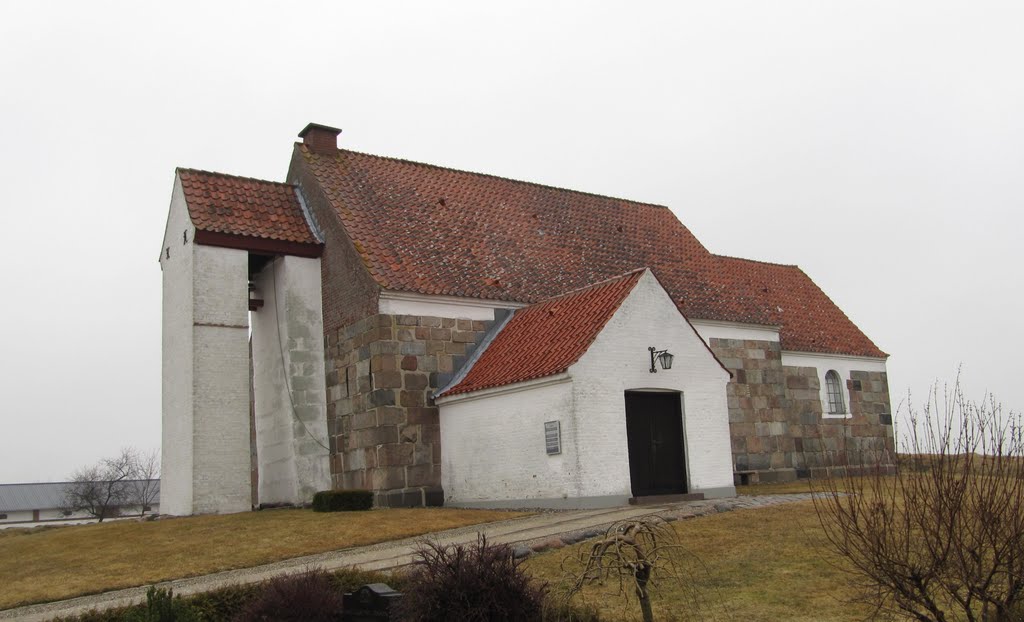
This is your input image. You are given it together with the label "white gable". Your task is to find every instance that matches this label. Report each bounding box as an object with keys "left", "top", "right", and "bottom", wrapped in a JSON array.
[{"left": 440, "top": 269, "right": 734, "bottom": 508}]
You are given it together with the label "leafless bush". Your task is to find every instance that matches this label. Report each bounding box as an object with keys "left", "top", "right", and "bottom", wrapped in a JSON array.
[
  {"left": 561, "top": 516, "right": 715, "bottom": 622},
  {"left": 396, "top": 535, "right": 547, "bottom": 622},
  {"left": 813, "top": 379, "right": 1024, "bottom": 621},
  {"left": 234, "top": 567, "right": 344, "bottom": 622}
]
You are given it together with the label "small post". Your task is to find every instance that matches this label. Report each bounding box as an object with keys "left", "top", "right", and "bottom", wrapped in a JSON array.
[{"left": 341, "top": 583, "right": 403, "bottom": 621}]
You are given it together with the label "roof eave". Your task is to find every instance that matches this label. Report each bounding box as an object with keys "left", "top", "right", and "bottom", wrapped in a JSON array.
[{"left": 193, "top": 229, "right": 324, "bottom": 258}]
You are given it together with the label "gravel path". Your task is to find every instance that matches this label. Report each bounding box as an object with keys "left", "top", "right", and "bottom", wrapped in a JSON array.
[{"left": 0, "top": 493, "right": 820, "bottom": 622}]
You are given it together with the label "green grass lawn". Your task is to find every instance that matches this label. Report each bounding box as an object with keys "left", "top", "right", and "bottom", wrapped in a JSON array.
[{"left": 0, "top": 507, "right": 526, "bottom": 610}]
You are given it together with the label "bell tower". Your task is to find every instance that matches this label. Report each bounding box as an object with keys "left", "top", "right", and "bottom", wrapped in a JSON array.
[{"left": 160, "top": 167, "right": 327, "bottom": 515}]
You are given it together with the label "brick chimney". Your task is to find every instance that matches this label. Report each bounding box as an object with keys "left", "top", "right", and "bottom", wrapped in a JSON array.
[{"left": 298, "top": 123, "right": 342, "bottom": 155}]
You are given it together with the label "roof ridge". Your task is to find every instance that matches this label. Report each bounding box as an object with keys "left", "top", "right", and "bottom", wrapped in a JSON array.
[
  {"left": 176, "top": 167, "right": 295, "bottom": 188},
  {"left": 299, "top": 144, "right": 672, "bottom": 210},
  {"left": 290, "top": 140, "right": 886, "bottom": 358},
  {"left": 535, "top": 267, "right": 648, "bottom": 304},
  {"left": 713, "top": 253, "right": 798, "bottom": 269}
]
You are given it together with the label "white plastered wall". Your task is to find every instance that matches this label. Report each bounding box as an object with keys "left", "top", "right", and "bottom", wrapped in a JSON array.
[
  {"left": 161, "top": 174, "right": 252, "bottom": 515},
  {"left": 160, "top": 178, "right": 196, "bottom": 516},
  {"left": 378, "top": 290, "right": 526, "bottom": 321},
  {"left": 439, "top": 377, "right": 578, "bottom": 506},
  {"left": 689, "top": 319, "right": 780, "bottom": 344},
  {"left": 190, "top": 244, "right": 252, "bottom": 514},
  {"left": 571, "top": 270, "right": 735, "bottom": 498},
  {"left": 251, "top": 256, "right": 331, "bottom": 505},
  {"left": 437, "top": 270, "right": 735, "bottom": 507}
]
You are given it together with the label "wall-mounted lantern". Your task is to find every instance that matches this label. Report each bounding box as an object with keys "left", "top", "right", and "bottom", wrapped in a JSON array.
[{"left": 648, "top": 346, "right": 674, "bottom": 373}]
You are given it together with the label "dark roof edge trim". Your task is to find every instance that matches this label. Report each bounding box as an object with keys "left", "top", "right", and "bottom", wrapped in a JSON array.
[
  {"left": 193, "top": 230, "right": 323, "bottom": 258},
  {"left": 434, "top": 309, "right": 517, "bottom": 399}
]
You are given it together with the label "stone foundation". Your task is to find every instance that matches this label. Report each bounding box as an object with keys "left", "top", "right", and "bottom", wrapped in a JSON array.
[{"left": 325, "top": 313, "right": 492, "bottom": 507}]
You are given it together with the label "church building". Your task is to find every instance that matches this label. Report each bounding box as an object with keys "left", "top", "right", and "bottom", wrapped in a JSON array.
[{"left": 159, "top": 123, "right": 893, "bottom": 514}]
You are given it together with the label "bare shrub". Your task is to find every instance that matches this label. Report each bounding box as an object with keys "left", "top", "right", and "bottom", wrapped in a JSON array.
[
  {"left": 814, "top": 380, "right": 1024, "bottom": 621},
  {"left": 561, "top": 516, "right": 714, "bottom": 622},
  {"left": 234, "top": 567, "right": 344, "bottom": 622},
  {"left": 396, "top": 535, "right": 547, "bottom": 622}
]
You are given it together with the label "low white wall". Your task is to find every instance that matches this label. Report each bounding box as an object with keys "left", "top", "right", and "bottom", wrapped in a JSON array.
[
  {"left": 781, "top": 351, "right": 888, "bottom": 418},
  {"left": 440, "top": 377, "right": 581, "bottom": 505},
  {"left": 251, "top": 256, "right": 331, "bottom": 506},
  {"left": 572, "top": 271, "right": 735, "bottom": 497},
  {"left": 0, "top": 510, "right": 34, "bottom": 523},
  {"left": 0, "top": 504, "right": 161, "bottom": 525}
]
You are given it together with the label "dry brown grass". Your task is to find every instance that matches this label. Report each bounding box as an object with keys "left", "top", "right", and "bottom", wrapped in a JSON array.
[
  {"left": 525, "top": 501, "right": 879, "bottom": 622},
  {"left": 737, "top": 475, "right": 877, "bottom": 496},
  {"left": 735, "top": 479, "right": 816, "bottom": 495},
  {"left": 0, "top": 507, "right": 526, "bottom": 610}
]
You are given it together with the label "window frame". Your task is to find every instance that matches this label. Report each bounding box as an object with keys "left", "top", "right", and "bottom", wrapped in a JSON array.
[{"left": 824, "top": 369, "right": 847, "bottom": 416}]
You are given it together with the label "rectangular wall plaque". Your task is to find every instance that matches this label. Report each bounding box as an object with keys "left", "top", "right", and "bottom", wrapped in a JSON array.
[{"left": 544, "top": 420, "right": 561, "bottom": 455}]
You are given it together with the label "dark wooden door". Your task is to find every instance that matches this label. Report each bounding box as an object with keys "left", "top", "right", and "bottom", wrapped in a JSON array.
[{"left": 625, "top": 391, "right": 687, "bottom": 497}]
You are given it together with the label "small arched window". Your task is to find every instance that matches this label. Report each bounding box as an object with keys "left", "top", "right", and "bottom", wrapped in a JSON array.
[{"left": 825, "top": 370, "right": 845, "bottom": 414}]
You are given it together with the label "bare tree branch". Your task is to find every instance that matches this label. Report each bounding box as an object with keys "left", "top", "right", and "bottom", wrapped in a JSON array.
[
  {"left": 560, "top": 516, "right": 719, "bottom": 622},
  {"left": 62, "top": 447, "right": 160, "bottom": 522},
  {"left": 130, "top": 448, "right": 160, "bottom": 515},
  {"left": 813, "top": 376, "right": 1023, "bottom": 621}
]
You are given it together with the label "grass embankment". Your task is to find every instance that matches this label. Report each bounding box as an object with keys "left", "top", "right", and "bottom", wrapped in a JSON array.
[
  {"left": 525, "top": 500, "right": 874, "bottom": 622},
  {"left": 0, "top": 507, "right": 526, "bottom": 610}
]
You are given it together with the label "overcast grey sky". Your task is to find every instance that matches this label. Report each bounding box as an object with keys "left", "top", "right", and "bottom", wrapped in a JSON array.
[{"left": 1, "top": 2, "right": 1020, "bottom": 483}]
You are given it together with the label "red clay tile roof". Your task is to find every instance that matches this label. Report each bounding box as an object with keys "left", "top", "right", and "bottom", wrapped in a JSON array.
[
  {"left": 441, "top": 269, "right": 646, "bottom": 396},
  {"left": 177, "top": 168, "right": 319, "bottom": 245},
  {"left": 708, "top": 255, "right": 884, "bottom": 357},
  {"left": 294, "top": 144, "right": 885, "bottom": 358}
]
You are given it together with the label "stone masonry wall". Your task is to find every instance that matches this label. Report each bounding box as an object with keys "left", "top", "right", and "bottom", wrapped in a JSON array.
[
  {"left": 713, "top": 338, "right": 791, "bottom": 475},
  {"left": 325, "top": 313, "right": 492, "bottom": 507},
  {"left": 846, "top": 369, "right": 896, "bottom": 463},
  {"left": 783, "top": 367, "right": 895, "bottom": 475},
  {"left": 710, "top": 338, "right": 894, "bottom": 481},
  {"left": 287, "top": 147, "right": 381, "bottom": 336}
]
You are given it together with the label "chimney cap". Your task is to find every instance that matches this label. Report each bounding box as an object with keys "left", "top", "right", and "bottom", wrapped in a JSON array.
[{"left": 298, "top": 123, "right": 342, "bottom": 138}]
